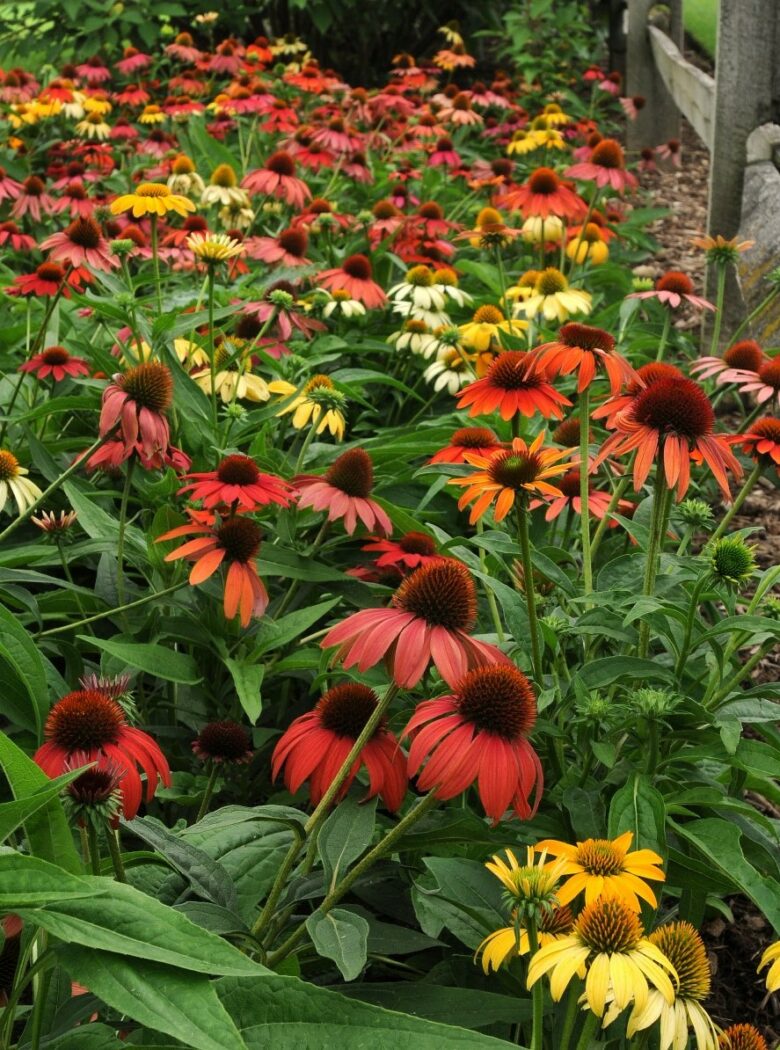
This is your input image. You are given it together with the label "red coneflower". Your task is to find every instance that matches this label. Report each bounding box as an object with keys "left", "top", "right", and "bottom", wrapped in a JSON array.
[
  {"left": 99, "top": 362, "right": 174, "bottom": 465},
  {"left": 362, "top": 531, "right": 440, "bottom": 571},
  {"left": 503, "top": 167, "right": 586, "bottom": 220},
  {"left": 321, "top": 558, "right": 509, "bottom": 688},
  {"left": 7, "top": 262, "right": 89, "bottom": 298},
  {"left": 178, "top": 454, "right": 294, "bottom": 511},
  {"left": 535, "top": 322, "right": 636, "bottom": 394},
  {"left": 457, "top": 350, "right": 571, "bottom": 421},
  {"left": 430, "top": 426, "right": 504, "bottom": 464},
  {"left": 295, "top": 447, "right": 391, "bottom": 536},
  {"left": 157, "top": 511, "right": 269, "bottom": 626},
  {"left": 248, "top": 227, "right": 311, "bottom": 268},
  {"left": 0, "top": 220, "right": 35, "bottom": 250},
  {"left": 317, "top": 254, "right": 387, "bottom": 308},
  {"left": 242, "top": 151, "right": 311, "bottom": 208},
  {"left": 742, "top": 417, "right": 780, "bottom": 471},
  {"left": 193, "top": 721, "right": 253, "bottom": 764},
  {"left": 691, "top": 339, "right": 767, "bottom": 383},
  {"left": 19, "top": 345, "right": 89, "bottom": 382},
  {"left": 272, "top": 682, "right": 407, "bottom": 810},
  {"left": 34, "top": 689, "right": 170, "bottom": 820},
  {"left": 596, "top": 376, "right": 742, "bottom": 500},
  {"left": 40, "top": 216, "right": 118, "bottom": 272},
  {"left": 403, "top": 664, "right": 542, "bottom": 822},
  {"left": 566, "top": 138, "right": 637, "bottom": 192},
  {"left": 629, "top": 271, "right": 714, "bottom": 311}
]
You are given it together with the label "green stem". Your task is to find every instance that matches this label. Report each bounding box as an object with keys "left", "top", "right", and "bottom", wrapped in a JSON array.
[
  {"left": 516, "top": 500, "right": 543, "bottom": 682},
  {"left": 526, "top": 920, "right": 544, "bottom": 1050},
  {"left": 87, "top": 822, "right": 101, "bottom": 875},
  {"left": 293, "top": 423, "right": 318, "bottom": 475},
  {"left": 590, "top": 462, "right": 634, "bottom": 559},
  {"left": 206, "top": 264, "right": 218, "bottom": 433},
  {"left": 276, "top": 520, "right": 329, "bottom": 617},
  {"left": 674, "top": 573, "right": 710, "bottom": 679},
  {"left": 196, "top": 764, "right": 220, "bottom": 823},
  {"left": 105, "top": 826, "right": 127, "bottom": 882},
  {"left": 116, "top": 458, "right": 136, "bottom": 609},
  {"left": 0, "top": 433, "right": 107, "bottom": 545},
  {"left": 268, "top": 792, "right": 439, "bottom": 968},
  {"left": 150, "top": 213, "right": 162, "bottom": 313},
  {"left": 676, "top": 524, "right": 695, "bottom": 556},
  {"left": 252, "top": 831, "right": 305, "bottom": 945},
  {"left": 655, "top": 311, "right": 671, "bottom": 362},
  {"left": 477, "top": 519, "right": 505, "bottom": 643},
  {"left": 574, "top": 1010, "right": 599, "bottom": 1050},
  {"left": 0, "top": 948, "right": 53, "bottom": 1049},
  {"left": 707, "top": 640, "right": 776, "bottom": 708},
  {"left": 728, "top": 286, "right": 779, "bottom": 344},
  {"left": 579, "top": 389, "right": 593, "bottom": 595},
  {"left": 707, "top": 264, "right": 728, "bottom": 357},
  {"left": 36, "top": 581, "right": 186, "bottom": 638},
  {"left": 558, "top": 981, "right": 581, "bottom": 1050},
  {"left": 710, "top": 461, "right": 762, "bottom": 542},
  {"left": 637, "top": 471, "right": 672, "bottom": 659}
]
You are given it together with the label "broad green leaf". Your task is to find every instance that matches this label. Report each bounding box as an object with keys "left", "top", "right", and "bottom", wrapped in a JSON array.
[
  {"left": 82, "top": 637, "right": 201, "bottom": 684},
  {"left": 217, "top": 975, "right": 517, "bottom": 1047},
  {"left": 0, "top": 603, "right": 48, "bottom": 736},
  {"left": 63, "top": 481, "right": 145, "bottom": 552},
  {"left": 19, "top": 879, "right": 266, "bottom": 976},
  {"left": 339, "top": 983, "right": 531, "bottom": 1029},
  {"left": 223, "top": 656, "right": 264, "bottom": 723},
  {"left": 575, "top": 657, "right": 674, "bottom": 690},
  {"left": 41, "top": 1024, "right": 126, "bottom": 1049},
  {"left": 0, "top": 730, "right": 83, "bottom": 873},
  {"left": 608, "top": 773, "right": 666, "bottom": 860},
  {"left": 59, "top": 945, "right": 247, "bottom": 1050},
  {"left": 318, "top": 795, "right": 376, "bottom": 892},
  {"left": 251, "top": 597, "right": 341, "bottom": 657},
  {"left": 0, "top": 854, "right": 97, "bottom": 907},
  {"left": 412, "top": 857, "right": 504, "bottom": 949},
  {"left": 562, "top": 787, "right": 606, "bottom": 840},
  {"left": 0, "top": 767, "right": 89, "bottom": 844},
  {"left": 306, "top": 908, "right": 369, "bottom": 981}
]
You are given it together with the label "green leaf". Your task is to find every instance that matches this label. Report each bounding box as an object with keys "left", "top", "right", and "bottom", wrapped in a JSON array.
[
  {"left": 81, "top": 637, "right": 201, "bottom": 684},
  {"left": 223, "top": 657, "right": 264, "bottom": 723},
  {"left": 19, "top": 879, "right": 267, "bottom": 976},
  {"left": 217, "top": 974, "right": 516, "bottom": 1047},
  {"left": 251, "top": 597, "right": 341, "bottom": 657},
  {"left": 318, "top": 795, "right": 376, "bottom": 892},
  {"left": 306, "top": 908, "right": 369, "bottom": 981},
  {"left": 562, "top": 787, "right": 606, "bottom": 839},
  {"left": 0, "top": 853, "right": 97, "bottom": 907},
  {"left": 63, "top": 481, "right": 145, "bottom": 552},
  {"left": 0, "top": 730, "right": 83, "bottom": 873},
  {"left": 608, "top": 773, "right": 666, "bottom": 860},
  {"left": 672, "top": 818, "right": 780, "bottom": 928},
  {"left": 339, "top": 983, "right": 530, "bottom": 1029},
  {"left": 412, "top": 858, "right": 504, "bottom": 949},
  {"left": 575, "top": 657, "right": 674, "bottom": 690},
  {"left": 0, "top": 767, "right": 89, "bottom": 845},
  {"left": 59, "top": 945, "right": 247, "bottom": 1050},
  {"left": 0, "top": 603, "right": 49, "bottom": 736},
  {"left": 41, "top": 1024, "right": 127, "bottom": 1050}
]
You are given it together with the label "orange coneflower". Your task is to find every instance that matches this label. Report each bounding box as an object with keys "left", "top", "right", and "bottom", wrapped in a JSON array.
[
  {"left": 742, "top": 417, "right": 780, "bottom": 472},
  {"left": 157, "top": 511, "right": 269, "bottom": 626},
  {"left": 503, "top": 166, "right": 586, "bottom": 220},
  {"left": 429, "top": 426, "right": 503, "bottom": 464},
  {"left": 457, "top": 350, "right": 571, "bottom": 421},
  {"left": 451, "top": 433, "right": 572, "bottom": 523},
  {"left": 535, "top": 322, "right": 636, "bottom": 394},
  {"left": 592, "top": 361, "right": 684, "bottom": 429},
  {"left": 596, "top": 376, "right": 742, "bottom": 500}
]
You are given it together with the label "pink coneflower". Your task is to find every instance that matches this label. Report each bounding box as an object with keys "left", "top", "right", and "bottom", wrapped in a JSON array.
[
  {"left": 0, "top": 220, "right": 35, "bottom": 250},
  {"left": 0, "top": 166, "right": 22, "bottom": 202},
  {"left": 116, "top": 46, "right": 152, "bottom": 76},
  {"left": 20, "top": 345, "right": 89, "bottom": 382},
  {"left": 11, "top": 176, "right": 55, "bottom": 221},
  {"left": 75, "top": 56, "right": 111, "bottom": 83},
  {"left": 272, "top": 683, "right": 407, "bottom": 811},
  {"left": 210, "top": 41, "right": 243, "bottom": 75},
  {"left": 690, "top": 339, "right": 767, "bottom": 383},
  {"left": 638, "top": 147, "right": 658, "bottom": 174},
  {"left": 731, "top": 356, "right": 780, "bottom": 407},
  {"left": 242, "top": 151, "right": 310, "bottom": 208},
  {"left": 51, "top": 179, "right": 95, "bottom": 219},
  {"left": 428, "top": 136, "right": 462, "bottom": 169},
  {"left": 619, "top": 95, "right": 646, "bottom": 121},
  {"left": 430, "top": 426, "right": 504, "bottom": 464},
  {"left": 110, "top": 118, "right": 139, "bottom": 142},
  {"left": 566, "top": 139, "right": 637, "bottom": 193},
  {"left": 629, "top": 271, "right": 714, "bottom": 311},
  {"left": 295, "top": 448, "right": 391, "bottom": 536},
  {"left": 310, "top": 117, "right": 361, "bottom": 155},
  {"left": 99, "top": 362, "right": 174, "bottom": 465},
  {"left": 656, "top": 138, "right": 682, "bottom": 167},
  {"left": 343, "top": 151, "right": 373, "bottom": 184},
  {"left": 368, "top": 200, "right": 403, "bottom": 246},
  {"left": 239, "top": 284, "right": 325, "bottom": 343},
  {"left": 403, "top": 664, "right": 542, "bottom": 822},
  {"left": 362, "top": 531, "right": 440, "bottom": 571},
  {"left": 165, "top": 32, "right": 202, "bottom": 63},
  {"left": 178, "top": 454, "right": 294, "bottom": 511},
  {"left": 321, "top": 558, "right": 510, "bottom": 689},
  {"left": 247, "top": 227, "right": 312, "bottom": 268},
  {"left": 40, "top": 216, "right": 118, "bottom": 272},
  {"left": 317, "top": 254, "right": 387, "bottom": 308}
]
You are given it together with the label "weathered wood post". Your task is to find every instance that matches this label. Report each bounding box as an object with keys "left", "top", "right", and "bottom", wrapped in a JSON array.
[{"left": 625, "top": 0, "right": 683, "bottom": 150}]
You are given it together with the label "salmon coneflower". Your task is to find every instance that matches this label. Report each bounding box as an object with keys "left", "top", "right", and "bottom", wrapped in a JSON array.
[
  {"left": 294, "top": 447, "right": 391, "bottom": 536},
  {"left": 731, "top": 355, "right": 780, "bottom": 407},
  {"left": 503, "top": 166, "right": 586, "bottom": 220},
  {"left": 535, "top": 322, "right": 636, "bottom": 394},
  {"left": 193, "top": 721, "right": 253, "bottom": 765},
  {"left": 566, "top": 138, "right": 638, "bottom": 192},
  {"left": 592, "top": 360, "right": 684, "bottom": 428},
  {"left": 178, "top": 454, "right": 294, "bottom": 511},
  {"left": 457, "top": 350, "right": 571, "bottom": 421},
  {"left": 272, "top": 683, "right": 407, "bottom": 811},
  {"left": 39, "top": 216, "right": 118, "bottom": 271},
  {"left": 429, "top": 425, "right": 503, "bottom": 464},
  {"left": 531, "top": 468, "right": 633, "bottom": 522},
  {"left": 403, "top": 663, "right": 542, "bottom": 822},
  {"left": 242, "top": 151, "right": 311, "bottom": 208},
  {"left": 34, "top": 690, "right": 171, "bottom": 820},
  {"left": 249, "top": 227, "right": 311, "bottom": 268},
  {"left": 362, "top": 531, "right": 440, "bottom": 571},
  {"left": 691, "top": 338, "right": 766, "bottom": 383},
  {"left": 321, "top": 558, "right": 509, "bottom": 688},
  {"left": 629, "top": 271, "right": 714, "bottom": 312},
  {"left": 742, "top": 417, "right": 780, "bottom": 472},
  {"left": 99, "top": 362, "right": 174, "bottom": 464},
  {"left": 157, "top": 511, "right": 269, "bottom": 627},
  {"left": 451, "top": 433, "right": 572, "bottom": 523},
  {"left": 317, "top": 254, "right": 387, "bottom": 309},
  {"left": 19, "top": 345, "right": 89, "bottom": 382},
  {"left": 596, "top": 376, "right": 742, "bottom": 500}
]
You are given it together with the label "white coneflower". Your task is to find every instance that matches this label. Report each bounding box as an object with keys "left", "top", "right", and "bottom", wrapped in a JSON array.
[
  {"left": 388, "top": 265, "right": 448, "bottom": 312},
  {"left": 391, "top": 297, "right": 451, "bottom": 330},
  {"left": 0, "top": 450, "right": 43, "bottom": 515},
  {"left": 423, "top": 345, "right": 473, "bottom": 394},
  {"left": 432, "top": 267, "right": 472, "bottom": 308},
  {"left": 200, "top": 164, "right": 250, "bottom": 208},
  {"left": 387, "top": 319, "right": 437, "bottom": 356},
  {"left": 167, "top": 155, "right": 205, "bottom": 197},
  {"left": 322, "top": 289, "right": 367, "bottom": 319}
]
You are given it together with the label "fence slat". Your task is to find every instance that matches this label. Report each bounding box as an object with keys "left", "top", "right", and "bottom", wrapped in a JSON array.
[
  {"left": 648, "top": 26, "right": 714, "bottom": 148},
  {"left": 626, "top": 0, "right": 683, "bottom": 149}
]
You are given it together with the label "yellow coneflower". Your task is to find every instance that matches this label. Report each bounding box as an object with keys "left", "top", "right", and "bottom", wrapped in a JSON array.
[
  {"left": 75, "top": 111, "right": 111, "bottom": 140},
  {"left": 200, "top": 164, "right": 248, "bottom": 209},
  {"left": 537, "top": 831, "right": 666, "bottom": 911},
  {"left": 459, "top": 304, "right": 527, "bottom": 352},
  {"left": 478, "top": 906, "right": 575, "bottom": 971},
  {"left": 759, "top": 938, "right": 780, "bottom": 992},
  {"left": 566, "top": 223, "right": 610, "bottom": 265},
  {"left": 193, "top": 343, "right": 270, "bottom": 404},
  {"left": 110, "top": 183, "right": 195, "bottom": 219},
  {"left": 139, "top": 104, "right": 166, "bottom": 125},
  {"left": 187, "top": 232, "right": 245, "bottom": 262},
  {"left": 30, "top": 98, "right": 62, "bottom": 119},
  {"left": 0, "top": 450, "right": 43, "bottom": 516},
  {"left": 540, "top": 102, "right": 571, "bottom": 126},
  {"left": 624, "top": 922, "right": 719, "bottom": 1050},
  {"left": 527, "top": 895, "right": 677, "bottom": 1019},
  {"left": 520, "top": 268, "right": 592, "bottom": 322},
  {"left": 269, "top": 374, "right": 347, "bottom": 438},
  {"left": 507, "top": 130, "right": 542, "bottom": 156},
  {"left": 82, "top": 95, "right": 112, "bottom": 116},
  {"left": 464, "top": 206, "right": 519, "bottom": 250},
  {"left": 522, "top": 215, "right": 564, "bottom": 245}
]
